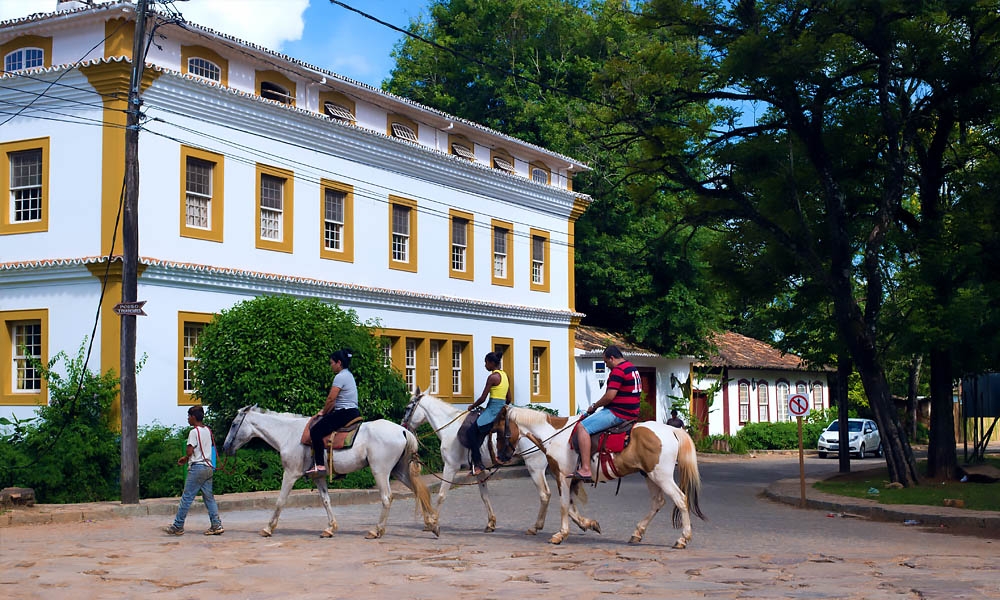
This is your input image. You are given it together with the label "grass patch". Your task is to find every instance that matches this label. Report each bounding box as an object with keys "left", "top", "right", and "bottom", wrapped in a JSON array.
[{"left": 814, "top": 457, "right": 1000, "bottom": 512}]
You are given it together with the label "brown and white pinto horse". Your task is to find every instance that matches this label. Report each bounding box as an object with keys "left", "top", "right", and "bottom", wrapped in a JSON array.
[{"left": 495, "top": 405, "right": 705, "bottom": 546}]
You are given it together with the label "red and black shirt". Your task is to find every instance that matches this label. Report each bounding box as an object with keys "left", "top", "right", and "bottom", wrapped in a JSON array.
[{"left": 606, "top": 359, "right": 642, "bottom": 419}]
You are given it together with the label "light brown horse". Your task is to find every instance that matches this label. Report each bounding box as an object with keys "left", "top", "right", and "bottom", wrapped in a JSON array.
[{"left": 495, "top": 405, "right": 704, "bottom": 546}]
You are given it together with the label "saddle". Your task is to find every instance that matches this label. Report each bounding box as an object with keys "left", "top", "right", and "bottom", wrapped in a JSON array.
[
  {"left": 300, "top": 416, "right": 364, "bottom": 451},
  {"left": 571, "top": 419, "right": 637, "bottom": 481},
  {"left": 457, "top": 410, "right": 498, "bottom": 465}
]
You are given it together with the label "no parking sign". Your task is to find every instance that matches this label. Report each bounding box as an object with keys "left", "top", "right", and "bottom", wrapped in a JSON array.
[{"left": 788, "top": 393, "right": 810, "bottom": 417}]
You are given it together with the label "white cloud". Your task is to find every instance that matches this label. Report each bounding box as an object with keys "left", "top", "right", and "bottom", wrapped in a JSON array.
[
  {"left": 0, "top": 0, "right": 309, "bottom": 52},
  {"left": 177, "top": 0, "right": 308, "bottom": 51}
]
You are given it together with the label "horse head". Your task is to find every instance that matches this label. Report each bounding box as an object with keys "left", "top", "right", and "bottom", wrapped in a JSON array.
[
  {"left": 222, "top": 404, "right": 256, "bottom": 455},
  {"left": 493, "top": 405, "right": 521, "bottom": 464},
  {"left": 401, "top": 387, "right": 425, "bottom": 432}
]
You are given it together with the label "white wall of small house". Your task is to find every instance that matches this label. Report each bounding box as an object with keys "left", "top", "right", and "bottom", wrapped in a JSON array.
[
  {"left": 574, "top": 353, "right": 692, "bottom": 422},
  {"left": 694, "top": 369, "right": 830, "bottom": 437}
]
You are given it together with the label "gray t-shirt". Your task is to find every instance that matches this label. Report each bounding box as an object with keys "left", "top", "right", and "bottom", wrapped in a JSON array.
[{"left": 331, "top": 368, "right": 358, "bottom": 411}]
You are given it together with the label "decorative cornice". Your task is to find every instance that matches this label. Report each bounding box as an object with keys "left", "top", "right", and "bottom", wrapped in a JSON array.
[
  {"left": 141, "top": 70, "right": 589, "bottom": 218},
  {"left": 1, "top": 256, "right": 584, "bottom": 326}
]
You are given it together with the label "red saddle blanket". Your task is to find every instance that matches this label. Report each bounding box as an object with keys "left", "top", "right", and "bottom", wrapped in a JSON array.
[
  {"left": 569, "top": 428, "right": 630, "bottom": 453},
  {"left": 300, "top": 416, "right": 364, "bottom": 450}
]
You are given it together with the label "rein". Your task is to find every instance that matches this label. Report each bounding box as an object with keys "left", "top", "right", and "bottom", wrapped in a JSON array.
[{"left": 401, "top": 394, "right": 469, "bottom": 435}]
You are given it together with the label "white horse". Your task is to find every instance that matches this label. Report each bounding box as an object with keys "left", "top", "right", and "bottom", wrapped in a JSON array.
[
  {"left": 221, "top": 405, "right": 439, "bottom": 539},
  {"left": 402, "top": 389, "right": 599, "bottom": 535},
  {"left": 496, "top": 405, "right": 704, "bottom": 547}
]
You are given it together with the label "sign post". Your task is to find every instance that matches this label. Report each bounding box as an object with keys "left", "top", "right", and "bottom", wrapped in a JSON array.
[{"left": 787, "top": 393, "right": 811, "bottom": 507}]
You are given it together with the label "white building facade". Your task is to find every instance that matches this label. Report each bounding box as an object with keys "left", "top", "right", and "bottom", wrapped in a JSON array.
[{"left": 0, "top": 2, "right": 589, "bottom": 427}]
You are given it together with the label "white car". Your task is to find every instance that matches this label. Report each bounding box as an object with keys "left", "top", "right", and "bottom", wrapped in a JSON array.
[{"left": 817, "top": 418, "right": 882, "bottom": 459}]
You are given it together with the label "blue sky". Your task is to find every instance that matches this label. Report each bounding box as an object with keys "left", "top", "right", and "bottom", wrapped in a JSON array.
[{"left": 0, "top": 1, "right": 433, "bottom": 88}]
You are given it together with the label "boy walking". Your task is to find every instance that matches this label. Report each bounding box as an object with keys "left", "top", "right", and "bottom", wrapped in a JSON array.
[{"left": 164, "top": 405, "right": 224, "bottom": 536}]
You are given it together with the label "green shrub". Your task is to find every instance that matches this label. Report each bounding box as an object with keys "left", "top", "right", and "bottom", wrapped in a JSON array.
[
  {"left": 0, "top": 342, "right": 121, "bottom": 503},
  {"left": 696, "top": 434, "right": 748, "bottom": 454},
  {"left": 193, "top": 295, "right": 410, "bottom": 432},
  {"left": 735, "top": 420, "right": 828, "bottom": 450}
]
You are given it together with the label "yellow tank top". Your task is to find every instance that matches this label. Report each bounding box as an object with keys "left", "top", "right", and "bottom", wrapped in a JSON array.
[{"left": 489, "top": 369, "right": 509, "bottom": 400}]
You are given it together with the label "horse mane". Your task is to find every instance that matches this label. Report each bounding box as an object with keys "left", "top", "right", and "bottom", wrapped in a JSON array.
[
  {"left": 248, "top": 406, "right": 308, "bottom": 419},
  {"left": 508, "top": 405, "right": 556, "bottom": 427}
]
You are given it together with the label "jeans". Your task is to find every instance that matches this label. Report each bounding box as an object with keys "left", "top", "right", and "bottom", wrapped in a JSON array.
[
  {"left": 581, "top": 407, "right": 626, "bottom": 434},
  {"left": 172, "top": 463, "right": 221, "bottom": 529}
]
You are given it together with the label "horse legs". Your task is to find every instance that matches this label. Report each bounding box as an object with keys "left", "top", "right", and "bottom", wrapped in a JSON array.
[
  {"left": 316, "top": 478, "right": 339, "bottom": 538},
  {"left": 631, "top": 471, "right": 691, "bottom": 548},
  {"left": 567, "top": 481, "right": 601, "bottom": 534},
  {"left": 477, "top": 479, "right": 497, "bottom": 533},
  {"left": 260, "top": 470, "right": 299, "bottom": 537},
  {"left": 367, "top": 469, "right": 393, "bottom": 539},
  {"left": 525, "top": 462, "right": 550, "bottom": 535},
  {"left": 548, "top": 472, "right": 574, "bottom": 545}
]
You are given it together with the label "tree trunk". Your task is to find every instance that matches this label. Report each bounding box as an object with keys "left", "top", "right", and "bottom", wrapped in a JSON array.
[
  {"left": 926, "top": 349, "right": 958, "bottom": 479},
  {"left": 907, "top": 355, "right": 922, "bottom": 440},
  {"left": 834, "top": 354, "right": 851, "bottom": 473}
]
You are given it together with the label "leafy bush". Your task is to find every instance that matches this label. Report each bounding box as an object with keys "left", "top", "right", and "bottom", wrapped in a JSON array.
[
  {"left": 735, "top": 421, "right": 828, "bottom": 450},
  {"left": 0, "top": 343, "right": 121, "bottom": 503},
  {"left": 696, "top": 434, "right": 749, "bottom": 454},
  {"left": 193, "top": 295, "right": 410, "bottom": 432}
]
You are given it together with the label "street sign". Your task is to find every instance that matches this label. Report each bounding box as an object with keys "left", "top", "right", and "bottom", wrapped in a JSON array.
[
  {"left": 788, "top": 393, "right": 810, "bottom": 417},
  {"left": 113, "top": 301, "right": 147, "bottom": 316}
]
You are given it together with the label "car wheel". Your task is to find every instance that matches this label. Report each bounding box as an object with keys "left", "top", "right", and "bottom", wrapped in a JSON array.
[
  {"left": 857, "top": 443, "right": 866, "bottom": 459},
  {"left": 817, "top": 452, "right": 827, "bottom": 459}
]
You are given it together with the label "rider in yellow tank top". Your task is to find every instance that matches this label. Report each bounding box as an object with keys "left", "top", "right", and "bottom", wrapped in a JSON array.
[{"left": 466, "top": 352, "right": 512, "bottom": 476}]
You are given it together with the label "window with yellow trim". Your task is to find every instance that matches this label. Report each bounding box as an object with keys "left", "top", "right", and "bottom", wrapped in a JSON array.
[
  {"left": 491, "top": 336, "right": 514, "bottom": 398},
  {"left": 529, "top": 161, "right": 550, "bottom": 185},
  {"left": 320, "top": 179, "right": 354, "bottom": 262},
  {"left": 389, "top": 195, "right": 417, "bottom": 272},
  {"left": 255, "top": 164, "right": 294, "bottom": 253},
  {"left": 1, "top": 309, "right": 48, "bottom": 405},
  {"left": 491, "top": 149, "right": 515, "bottom": 174},
  {"left": 1, "top": 36, "right": 51, "bottom": 73},
  {"left": 179, "top": 146, "right": 224, "bottom": 242},
  {"left": 379, "top": 329, "right": 473, "bottom": 401},
  {"left": 255, "top": 70, "right": 296, "bottom": 106},
  {"left": 529, "top": 228, "right": 550, "bottom": 292},
  {"left": 529, "top": 340, "right": 550, "bottom": 403},
  {"left": 319, "top": 91, "right": 356, "bottom": 124},
  {"left": 449, "top": 209, "right": 474, "bottom": 281},
  {"left": 491, "top": 219, "right": 513, "bottom": 287},
  {"left": 1, "top": 137, "right": 49, "bottom": 235},
  {"left": 387, "top": 114, "right": 419, "bottom": 142},
  {"left": 177, "top": 311, "right": 214, "bottom": 406},
  {"left": 181, "top": 45, "right": 229, "bottom": 86},
  {"left": 448, "top": 134, "right": 476, "bottom": 161}
]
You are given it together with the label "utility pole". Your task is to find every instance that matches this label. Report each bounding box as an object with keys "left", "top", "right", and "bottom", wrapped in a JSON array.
[{"left": 121, "top": 0, "right": 150, "bottom": 505}]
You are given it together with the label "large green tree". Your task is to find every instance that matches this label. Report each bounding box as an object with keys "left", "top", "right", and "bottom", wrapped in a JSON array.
[
  {"left": 193, "top": 296, "right": 409, "bottom": 431},
  {"left": 595, "top": 0, "right": 1000, "bottom": 484},
  {"left": 385, "top": 0, "right": 725, "bottom": 354}
]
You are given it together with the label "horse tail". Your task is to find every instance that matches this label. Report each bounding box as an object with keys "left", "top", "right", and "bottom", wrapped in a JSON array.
[
  {"left": 672, "top": 427, "right": 705, "bottom": 526},
  {"left": 398, "top": 429, "right": 439, "bottom": 532}
]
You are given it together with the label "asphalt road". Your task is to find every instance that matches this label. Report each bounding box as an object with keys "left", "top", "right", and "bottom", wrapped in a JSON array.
[{"left": 1, "top": 454, "right": 997, "bottom": 599}]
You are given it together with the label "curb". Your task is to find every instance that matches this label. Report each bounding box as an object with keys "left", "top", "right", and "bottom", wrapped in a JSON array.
[
  {"left": 0, "top": 465, "right": 531, "bottom": 528},
  {"left": 764, "top": 478, "right": 1000, "bottom": 532}
]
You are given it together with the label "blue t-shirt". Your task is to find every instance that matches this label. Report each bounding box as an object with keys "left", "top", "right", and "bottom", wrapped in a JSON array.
[{"left": 331, "top": 368, "right": 358, "bottom": 411}]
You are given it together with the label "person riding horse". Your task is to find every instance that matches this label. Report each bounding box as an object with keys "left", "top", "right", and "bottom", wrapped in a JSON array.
[
  {"left": 465, "top": 351, "right": 511, "bottom": 476},
  {"left": 574, "top": 345, "right": 640, "bottom": 481}
]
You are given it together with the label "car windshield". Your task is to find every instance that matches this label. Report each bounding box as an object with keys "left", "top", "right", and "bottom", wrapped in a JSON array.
[{"left": 827, "top": 421, "right": 863, "bottom": 432}]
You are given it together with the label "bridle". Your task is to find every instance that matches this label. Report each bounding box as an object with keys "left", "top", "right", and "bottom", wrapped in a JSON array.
[
  {"left": 401, "top": 393, "right": 422, "bottom": 432},
  {"left": 226, "top": 405, "right": 253, "bottom": 451}
]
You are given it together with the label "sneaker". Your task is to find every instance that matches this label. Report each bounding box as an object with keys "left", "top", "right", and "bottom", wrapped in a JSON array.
[
  {"left": 163, "top": 524, "right": 184, "bottom": 536},
  {"left": 204, "top": 525, "right": 225, "bottom": 536}
]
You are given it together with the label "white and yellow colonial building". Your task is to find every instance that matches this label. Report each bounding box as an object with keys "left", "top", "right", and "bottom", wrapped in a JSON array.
[{"left": 0, "top": 2, "right": 590, "bottom": 427}]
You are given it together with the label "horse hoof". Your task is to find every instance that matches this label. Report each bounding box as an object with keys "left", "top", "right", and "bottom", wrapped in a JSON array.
[
  {"left": 549, "top": 534, "right": 565, "bottom": 545},
  {"left": 629, "top": 535, "right": 642, "bottom": 544},
  {"left": 673, "top": 539, "right": 687, "bottom": 549},
  {"left": 430, "top": 525, "right": 440, "bottom": 538},
  {"left": 320, "top": 529, "right": 334, "bottom": 538},
  {"left": 365, "top": 530, "right": 383, "bottom": 539},
  {"left": 484, "top": 525, "right": 495, "bottom": 533},
  {"left": 259, "top": 529, "right": 272, "bottom": 537},
  {"left": 525, "top": 528, "right": 538, "bottom": 536},
  {"left": 590, "top": 521, "right": 602, "bottom": 534}
]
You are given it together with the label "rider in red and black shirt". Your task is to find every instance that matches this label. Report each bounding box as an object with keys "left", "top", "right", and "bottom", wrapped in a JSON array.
[{"left": 574, "top": 345, "right": 640, "bottom": 481}]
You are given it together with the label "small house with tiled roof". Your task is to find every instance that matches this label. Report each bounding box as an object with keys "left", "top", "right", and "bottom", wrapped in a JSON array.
[{"left": 574, "top": 327, "right": 833, "bottom": 436}]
